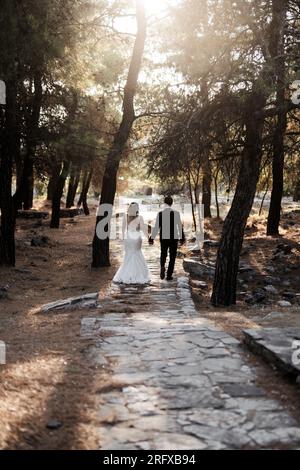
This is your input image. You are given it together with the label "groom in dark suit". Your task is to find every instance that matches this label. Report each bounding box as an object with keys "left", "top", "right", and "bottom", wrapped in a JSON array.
[{"left": 149, "top": 196, "right": 185, "bottom": 280}]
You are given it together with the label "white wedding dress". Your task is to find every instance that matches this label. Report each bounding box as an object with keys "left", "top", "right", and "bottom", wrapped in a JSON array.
[{"left": 113, "top": 215, "right": 151, "bottom": 285}]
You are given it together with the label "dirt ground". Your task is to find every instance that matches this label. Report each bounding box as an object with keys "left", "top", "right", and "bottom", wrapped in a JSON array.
[
  {"left": 0, "top": 200, "right": 299, "bottom": 449},
  {"left": 189, "top": 208, "right": 300, "bottom": 332},
  {"left": 0, "top": 201, "right": 117, "bottom": 449}
]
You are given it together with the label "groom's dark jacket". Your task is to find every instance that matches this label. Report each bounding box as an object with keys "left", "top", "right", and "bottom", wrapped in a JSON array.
[{"left": 150, "top": 208, "right": 185, "bottom": 243}]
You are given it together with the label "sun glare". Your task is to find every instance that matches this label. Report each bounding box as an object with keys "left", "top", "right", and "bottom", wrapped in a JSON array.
[
  {"left": 116, "top": 0, "right": 174, "bottom": 34},
  {"left": 144, "top": 0, "right": 170, "bottom": 16}
]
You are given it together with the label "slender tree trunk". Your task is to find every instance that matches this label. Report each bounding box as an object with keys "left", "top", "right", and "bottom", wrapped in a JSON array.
[
  {"left": 50, "top": 161, "right": 70, "bottom": 228},
  {"left": 77, "top": 171, "right": 88, "bottom": 208},
  {"left": 22, "top": 157, "right": 34, "bottom": 210},
  {"left": 202, "top": 159, "right": 212, "bottom": 218},
  {"left": 213, "top": 169, "right": 220, "bottom": 219},
  {"left": 267, "top": 0, "right": 288, "bottom": 235},
  {"left": 200, "top": 0, "right": 212, "bottom": 219},
  {"left": 293, "top": 176, "right": 300, "bottom": 201},
  {"left": 0, "top": 79, "right": 17, "bottom": 266},
  {"left": 82, "top": 169, "right": 93, "bottom": 216},
  {"left": 0, "top": 1, "right": 17, "bottom": 266},
  {"left": 66, "top": 166, "right": 80, "bottom": 208},
  {"left": 14, "top": 73, "right": 43, "bottom": 211},
  {"left": 47, "top": 165, "right": 60, "bottom": 201},
  {"left": 92, "top": 0, "right": 146, "bottom": 267},
  {"left": 72, "top": 170, "right": 81, "bottom": 204},
  {"left": 188, "top": 172, "right": 197, "bottom": 231},
  {"left": 211, "top": 92, "right": 266, "bottom": 306},
  {"left": 259, "top": 174, "right": 270, "bottom": 216}
]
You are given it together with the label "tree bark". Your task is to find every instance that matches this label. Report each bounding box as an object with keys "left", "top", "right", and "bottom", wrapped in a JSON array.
[
  {"left": 259, "top": 173, "right": 270, "bottom": 216},
  {"left": 82, "top": 169, "right": 93, "bottom": 216},
  {"left": 188, "top": 172, "right": 197, "bottom": 231},
  {"left": 14, "top": 73, "right": 43, "bottom": 211},
  {"left": 66, "top": 166, "right": 80, "bottom": 208},
  {"left": 200, "top": 0, "right": 212, "bottom": 219},
  {"left": 47, "top": 165, "right": 60, "bottom": 201},
  {"left": 211, "top": 92, "right": 266, "bottom": 306},
  {"left": 213, "top": 169, "right": 220, "bottom": 219},
  {"left": 91, "top": 0, "right": 146, "bottom": 267},
  {"left": 0, "top": 0, "right": 17, "bottom": 266},
  {"left": 202, "top": 159, "right": 212, "bottom": 218},
  {"left": 267, "top": 0, "right": 288, "bottom": 235},
  {"left": 77, "top": 171, "right": 87, "bottom": 208},
  {"left": 0, "top": 79, "right": 17, "bottom": 266},
  {"left": 293, "top": 176, "right": 300, "bottom": 201},
  {"left": 50, "top": 161, "right": 70, "bottom": 228}
]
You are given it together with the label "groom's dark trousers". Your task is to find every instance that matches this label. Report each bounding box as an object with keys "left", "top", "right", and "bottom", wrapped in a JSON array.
[{"left": 161, "top": 240, "right": 178, "bottom": 279}]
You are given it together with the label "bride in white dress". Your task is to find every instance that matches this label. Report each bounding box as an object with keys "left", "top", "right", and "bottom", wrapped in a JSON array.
[{"left": 113, "top": 202, "right": 151, "bottom": 284}]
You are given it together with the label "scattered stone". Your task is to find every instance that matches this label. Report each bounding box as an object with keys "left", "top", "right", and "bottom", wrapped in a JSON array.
[
  {"left": 266, "top": 266, "right": 275, "bottom": 273},
  {"left": 190, "top": 280, "right": 208, "bottom": 289},
  {"left": 60, "top": 208, "right": 83, "bottom": 218},
  {"left": 264, "top": 276, "right": 280, "bottom": 285},
  {"left": 282, "top": 291, "right": 296, "bottom": 300},
  {"left": 245, "top": 288, "right": 266, "bottom": 304},
  {"left": 31, "top": 235, "right": 49, "bottom": 247},
  {"left": 244, "top": 327, "right": 300, "bottom": 377},
  {"left": 263, "top": 285, "right": 278, "bottom": 295},
  {"left": 203, "top": 240, "right": 220, "bottom": 247},
  {"left": 277, "top": 300, "right": 292, "bottom": 307},
  {"left": 275, "top": 243, "right": 293, "bottom": 255},
  {"left": 42, "top": 292, "right": 99, "bottom": 312},
  {"left": 183, "top": 259, "right": 214, "bottom": 278},
  {"left": 0, "top": 286, "right": 8, "bottom": 299},
  {"left": 17, "top": 210, "right": 49, "bottom": 219},
  {"left": 46, "top": 419, "right": 63, "bottom": 430},
  {"left": 239, "top": 264, "right": 255, "bottom": 274},
  {"left": 15, "top": 268, "right": 32, "bottom": 274},
  {"left": 262, "top": 312, "right": 285, "bottom": 321}
]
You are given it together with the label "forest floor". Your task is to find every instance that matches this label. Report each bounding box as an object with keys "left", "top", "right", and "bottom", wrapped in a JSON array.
[
  {"left": 189, "top": 206, "right": 300, "bottom": 335},
  {"left": 0, "top": 200, "right": 116, "bottom": 449},
  {"left": 0, "top": 199, "right": 299, "bottom": 449}
]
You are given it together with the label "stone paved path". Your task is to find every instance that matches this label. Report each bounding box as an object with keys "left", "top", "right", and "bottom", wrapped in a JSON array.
[{"left": 81, "top": 244, "right": 300, "bottom": 450}]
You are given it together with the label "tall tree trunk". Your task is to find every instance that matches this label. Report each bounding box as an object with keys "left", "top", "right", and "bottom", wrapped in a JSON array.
[
  {"left": 0, "top": 0, "right": 17, "bottom": 266},
  {"left": 293, "top": 175, "right": 300, "bottom": 201},
  {"left": 81, "top": 169, "right": 93, "bottom": 216},
  {"left": 211, "top": 92, "right": 266, "bottom": 306},
  {"left": 47, "top": 166, "right": 60, "bottom": 201},
  {"left": 50, "top": 161, "right": 70, "bottom": 228},
  {"left": 267, "top": 0, "right": 288, "bottom": 235},
  {"left": 200, "top": 0, "right": 212, "bottom": 219},
  {"left": 92, "top": 0, "right": 146, "bottom": 267},
  {"left": 66, "top": 166, "right": 80, "bottom": 208},
  {"left": 202, "top": 159, "right": 212, "bottom": 218},
  {"left": 213, "top": 169, "right": 220, "bottom": 219},
  {"left": 14, "top": 73, "right": 43, "bottom": 211},
  {"left": 188, "top": 172, "right": 197, "bottom": 231},
  {"left": 77, "top": 170, "right": 88, "bottom": 208},
  {"left": 0, "top": 79, "right": 17, "bottom": 266},
  {"left": 22, "top": 158, "right": 34, "bottom": 210},
  {"left": 259, "top": 173, "right": 270, "bottom": 216}
]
